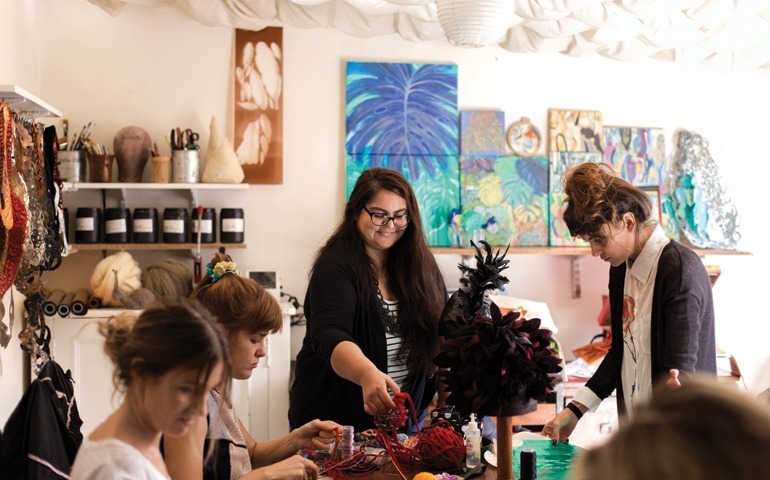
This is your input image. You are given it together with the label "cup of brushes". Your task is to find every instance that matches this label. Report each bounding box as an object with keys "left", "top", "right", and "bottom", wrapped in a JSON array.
[{"left": 169, "top": 127, "right": 200, "bottom": 183}]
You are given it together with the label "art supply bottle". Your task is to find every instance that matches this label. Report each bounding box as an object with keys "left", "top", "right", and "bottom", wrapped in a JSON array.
[
  {"left": 520, "top": 447, "right": 537, "bottom": 480},
  {"left": 464, "top": 413, "right": 481, "bottom": 468}
]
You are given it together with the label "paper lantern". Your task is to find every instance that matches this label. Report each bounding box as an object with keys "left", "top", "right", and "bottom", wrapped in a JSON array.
[{"left": 436, "top": 0, "right": 516, "bottom": 48}]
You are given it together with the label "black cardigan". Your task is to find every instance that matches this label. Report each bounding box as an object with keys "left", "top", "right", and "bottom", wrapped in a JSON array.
[
  {"left": 585, "top": 239, "right": 717, "bottom": 416},
  {"left": 289, "top": 243, "right": 437, "bottom": 432}
]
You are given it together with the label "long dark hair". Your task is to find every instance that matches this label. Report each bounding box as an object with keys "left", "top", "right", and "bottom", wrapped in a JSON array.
[{"left": 315, "top": 167, "right": 445, "bottom": 374}]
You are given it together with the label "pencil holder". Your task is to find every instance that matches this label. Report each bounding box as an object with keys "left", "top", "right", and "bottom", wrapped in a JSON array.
[
  {"left": 58, "top": 150, "right": 87, "bottom": 182},
  {"left": 87, "top": 154, "right": 114, "bottom": 183},
  {"left": 151, "top": 156, "right": 171, "bottom": 183},
  {"left": 171, "top": 150, "right": 199, "bottom": 183}
]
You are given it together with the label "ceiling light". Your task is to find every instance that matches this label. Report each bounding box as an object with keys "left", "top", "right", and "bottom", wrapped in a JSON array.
[{"left": 436, "top": 0, "right": 516, "bottom": 48}]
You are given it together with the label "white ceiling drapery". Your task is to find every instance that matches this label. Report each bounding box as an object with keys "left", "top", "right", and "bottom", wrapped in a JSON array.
[{"left": 88, "top": 0, "right": 770, "bottom": 70}]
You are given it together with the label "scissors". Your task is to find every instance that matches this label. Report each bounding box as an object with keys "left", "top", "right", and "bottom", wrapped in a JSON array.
[{"left": 184, "top": 129, "right": 200, "bottom": 150}]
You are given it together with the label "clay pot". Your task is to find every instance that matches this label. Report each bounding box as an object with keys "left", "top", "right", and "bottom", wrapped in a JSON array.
[{"left": 114, "top": 126, "right": 151, "bottom": 182}]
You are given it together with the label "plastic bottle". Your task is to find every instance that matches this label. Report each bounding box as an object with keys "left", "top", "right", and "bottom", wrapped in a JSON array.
[{"left": 464, "top": 413, "right": 481, "bottom": 468}]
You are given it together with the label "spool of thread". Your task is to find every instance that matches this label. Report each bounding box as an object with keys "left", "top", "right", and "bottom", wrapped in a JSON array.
[
  {"left": 220, "top": 208, "right": 244, "bottom": 243},
  {"left": 132, "top": 208, "right": 159, "bottom": 243},
  {"left": 340, "top": 425, "right": 355, "bottom": 459},
  {"left": 43, "top": 289, "right": 66, "bottom": 316},
  {"left": 104, "top": 208, "right": 131, "bottom": 243},
  {"left": 71, "top": 289, "right": 90, "bottom": 316},
  {"left": 520, "top": 447, "right": 537, "bottom": 480},
  {"left": 88, "top": 295, "right": 102, "bottom": 310},
  {"left": 58, "top": 293, "right": 75, "bottom": 317}
]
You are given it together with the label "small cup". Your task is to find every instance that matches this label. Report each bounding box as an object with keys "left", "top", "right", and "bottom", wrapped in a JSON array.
[
  {"left": 151, "top": 156, "right": 171, "bottom": 183},
  {"left": 87, "top": 154, "right": 115, "bottom": 183},
  {"left": 171, "top": 150, "right": 200, "bottom": 183}
]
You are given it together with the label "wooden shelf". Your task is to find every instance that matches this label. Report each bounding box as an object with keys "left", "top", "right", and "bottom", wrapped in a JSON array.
[
  {"left": 430, "top": 246, "right": 752, "bottom": 257},
  {"left": 69, "top": 243, "right": 246, "bottom": 252},
  {"left": 62, "top": 182, "right": 249, "bottom": 191}
]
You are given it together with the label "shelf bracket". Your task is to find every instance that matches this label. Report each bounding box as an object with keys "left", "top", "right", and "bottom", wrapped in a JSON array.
[{"left": 571, "top": 257, "right": 581, "bottom": 299}]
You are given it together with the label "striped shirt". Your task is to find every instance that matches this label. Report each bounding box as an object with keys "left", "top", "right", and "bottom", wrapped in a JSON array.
[{"left": 382, "top": 299, "right": 409, "bottom": 389}]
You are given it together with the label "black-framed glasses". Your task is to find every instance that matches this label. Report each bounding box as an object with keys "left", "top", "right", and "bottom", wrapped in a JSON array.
[{"left": 363, "top": 207, "right": 410, "bottom": 228}]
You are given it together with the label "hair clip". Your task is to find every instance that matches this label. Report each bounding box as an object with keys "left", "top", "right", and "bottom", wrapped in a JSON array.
[{"left": 206, "top": 260, "right": 240, "bottom": 283}]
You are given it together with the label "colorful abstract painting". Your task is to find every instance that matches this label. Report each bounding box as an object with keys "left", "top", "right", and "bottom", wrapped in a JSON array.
[
  {"left": 345, "top": 62, "right": 459, "bottom": 246},
  {"left": 549, "top": 152, "right": 604, "bottom": 246},
  {"left": 460, "top": 111, "right": 505, "bottom": 156},
  {"left": 603, "top": 126, "right": 666, "bottom": 187},
  {"left": 459, "top": 156, "right": 548, "bottom": 247},
  {"left": 548, "top": 109, "right": 604, "bottom": 153},
  {"left": 347, "top": 154, "right": 459, "bottom": 247},
  {"left": 234, "top": 27, "right": 283, "bottom": 184}
]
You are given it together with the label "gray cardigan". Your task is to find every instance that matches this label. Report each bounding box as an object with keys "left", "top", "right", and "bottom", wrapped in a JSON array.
[{"left": 585, "top": 240, "right": 717, "bottom": 416}]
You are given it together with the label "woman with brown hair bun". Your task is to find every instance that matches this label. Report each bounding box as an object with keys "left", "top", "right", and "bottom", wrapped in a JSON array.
[
  {"left": 70, "top": 299, "right": 230, "bottom": 480},
  {"left": 163, "top": 248, "right": 339, "bottom": 480},
  {"left": 289, "top": 167, "right": 447, "bottom": 432},
  {"left": 543, "top": 162, "right": 716, "bottom": 443}
]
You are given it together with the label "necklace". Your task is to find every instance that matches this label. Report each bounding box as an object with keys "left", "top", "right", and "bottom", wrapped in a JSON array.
[{"left": 376, "top": 288, "right": 401, "bottom": 335}]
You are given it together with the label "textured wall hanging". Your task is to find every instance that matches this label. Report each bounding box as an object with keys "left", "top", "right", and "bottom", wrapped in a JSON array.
[{"left": 671, "top": 130, "right": 740, "bottom": 249}]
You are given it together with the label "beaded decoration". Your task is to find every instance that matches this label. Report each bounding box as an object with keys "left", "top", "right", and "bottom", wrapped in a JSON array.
[
  {"left": 0, "top": 101, "right": 14, "bottom": 230},
  {"left": 207, "top": 260, "right": 240, "bottom": 283}
]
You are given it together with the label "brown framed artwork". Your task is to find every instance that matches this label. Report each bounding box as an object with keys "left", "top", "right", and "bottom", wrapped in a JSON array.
[
  {"left": 640, "top": 185, "right": 662, "bottom": 223},
  {"left": 234, "top": 27, "right": 283, "bottom": 184},
  {"left": 506, "top": 116, "right": 541, "bottom": 156}
]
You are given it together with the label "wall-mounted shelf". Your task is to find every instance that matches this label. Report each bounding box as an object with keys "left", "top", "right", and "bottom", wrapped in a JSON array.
[
  {"left": 430, "top": 246, "right": 752, "bottom": 257},
  {"left": 62, "top": 182, "right": 249, "bottom": 191},
  {"left": 0, "top": 84, "right": 62, "bottom": 117},
  {"left": 69, "top": 243, "right": 246, "bottom": 253}
]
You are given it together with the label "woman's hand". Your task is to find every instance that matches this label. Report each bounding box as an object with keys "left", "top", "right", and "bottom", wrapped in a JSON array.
[
  {"left": 291, "top": 419, "right": 341, "bottom": 451},
  {"left": 247, "top": 455, "right": 319, "bottom": 480},
  {"left": 360, "top": 369, "right": 399, "bottom": 415},
  {"left": 542, "top": 406, "right": 581, "bottom": 445}
]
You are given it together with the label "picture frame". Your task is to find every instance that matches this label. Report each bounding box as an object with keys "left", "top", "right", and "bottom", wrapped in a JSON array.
[
  {"left": 640, "top": 185, "right": 662, "bottom": 223},
  {"left": 506, "top": 117, "right": 541, "bottom": 156}
]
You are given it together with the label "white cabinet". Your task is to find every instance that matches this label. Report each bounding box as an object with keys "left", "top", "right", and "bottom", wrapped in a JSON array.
[{"left": 48, "top": 306, "right": 292, "bottom": 440}]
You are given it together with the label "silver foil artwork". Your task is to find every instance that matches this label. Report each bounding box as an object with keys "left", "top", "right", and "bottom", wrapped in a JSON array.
[{"left": 671, "top": 130, "right": 740, "bottom": 249}]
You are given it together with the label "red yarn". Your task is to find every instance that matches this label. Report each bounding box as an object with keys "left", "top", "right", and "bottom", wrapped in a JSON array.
[{"left": 416, "top": 419, "right": 465, "bottom": 470}]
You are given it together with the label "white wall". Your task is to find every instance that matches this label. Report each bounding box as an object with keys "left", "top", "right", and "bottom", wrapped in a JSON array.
[{"left": 2, "top": 0, "right": 768, "bottom": 426}]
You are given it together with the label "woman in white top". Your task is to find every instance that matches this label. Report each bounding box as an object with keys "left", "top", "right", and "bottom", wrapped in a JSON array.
[{"left": 70, "top": 299, "right": 230, "bottom": 480}]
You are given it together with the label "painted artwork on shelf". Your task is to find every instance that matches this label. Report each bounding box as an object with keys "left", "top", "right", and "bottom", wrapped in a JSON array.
[
  {"left": 345, "top": 61, "right": 459, "bottom": 246},
  {"left": 233, "top": 27, "right": 283, "bottom": 184},
  {"left": 458, "top": 155, "right": 548, "bottom": 247},
  {"left": 640, "top": 185, "right": 662, "bottom": 223},
  {"left": 347, "top": 154, "right": 459, "bottom": 247},
  {"left": 460, "top": 110, "right": 505, "bottom": 156},
  {"left": 549, "top": 152, "right": 604, "bottom": 246},
  {"left": 548, "top": 109, "right": 604, "bottom": 153},
  {"left": 603, "top": 126, "right": 666, "bottom": 188}
]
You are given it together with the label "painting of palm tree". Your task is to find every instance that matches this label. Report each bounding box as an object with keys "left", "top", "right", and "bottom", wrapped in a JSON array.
[{"left": 345, "top": 62, "right": 459, "bottom": 246}]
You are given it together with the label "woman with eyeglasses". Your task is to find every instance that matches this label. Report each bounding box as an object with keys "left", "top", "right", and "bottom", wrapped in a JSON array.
[
  {"left": 289, "top": 167, "right": 447, "bottom": 432},
  {"left": 542, "top": 162, "right": 716, "bottom": 444}
]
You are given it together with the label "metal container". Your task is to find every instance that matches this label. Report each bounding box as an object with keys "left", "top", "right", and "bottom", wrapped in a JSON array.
[
  {"left": 163, "top": 208, "right": 189, "bottom": 243},
  {"left": 192, "top": 207, "right": 216, "bottom": 244},
  {"left": 104, "top": 208, "right": 131, "bottom": 243},
  {"left": 75, "top": 207, "right": 102, "bottom": 243},
  {"left": 132, "top": 208, "right": 159, "bottom": 243},
  {"left": 58, "top": 150, "right": 86, "bottom": 182},
  {"left": 171, "top": 150, "right": 200, "bottom": 183},
  {"left": 220, "top": 208, "right": 244, "bottom": 243}
]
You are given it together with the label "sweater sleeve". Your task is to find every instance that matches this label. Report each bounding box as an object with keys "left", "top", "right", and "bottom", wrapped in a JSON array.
[{"left": 306, "top": 249, "right": 361, "bottom": 362}]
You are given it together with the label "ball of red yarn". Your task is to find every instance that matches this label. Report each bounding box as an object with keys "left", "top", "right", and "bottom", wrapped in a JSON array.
[{"left": 417, "top": 420, "right": 465, "bottom": 471}]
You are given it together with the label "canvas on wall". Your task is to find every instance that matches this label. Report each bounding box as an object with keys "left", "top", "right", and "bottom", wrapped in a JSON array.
[
  {"left": 460, "top": 110, "right": 505, "bottom": 156},
  {"left": 234, "top": 27, "right": 283, "bottom": 184},
  {"left": 549, "top": 152, "right": 604, "bottom": 246},
  {"left": 345, "top": 62, "right": 459, "bottom": 246},
  {"left": 458, "top": 155, "right": 548, "bottom": 247},
  {"left": 603, "top": 126, "right": 666, "bottom": 187},
  {"left": 548, "top": 109, "right": 604, "bottom": 153}
]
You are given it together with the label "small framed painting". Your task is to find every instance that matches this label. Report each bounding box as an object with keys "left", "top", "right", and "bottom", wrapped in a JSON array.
[
  {"left": 507, "top": 117, "right": 541, "bottom": 156},
  {"left": 640, "top": 185, "right": 662, "bottom": 223}
]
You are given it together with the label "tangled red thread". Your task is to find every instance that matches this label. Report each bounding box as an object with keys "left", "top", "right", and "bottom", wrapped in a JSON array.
[{"left": 321, "top": 393, "right": 465, "bottom": 479}]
